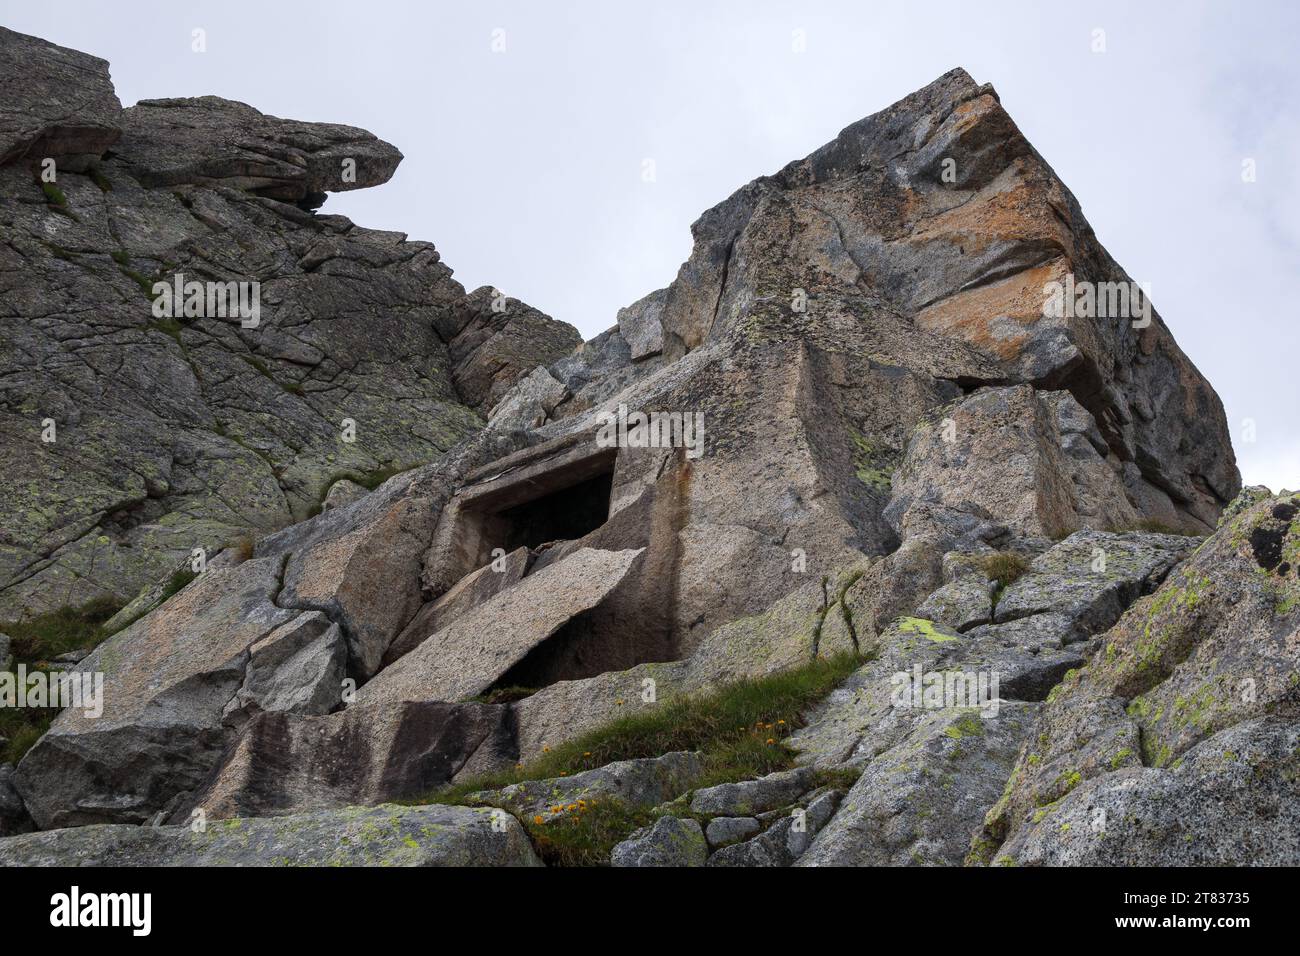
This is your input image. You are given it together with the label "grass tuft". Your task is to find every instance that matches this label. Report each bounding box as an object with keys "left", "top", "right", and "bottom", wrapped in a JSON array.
[
  {"left": 1, "top": 597, "right": 123, "bottom": 763},
  {"left": 421, "top": 650, "right": 866, "bottom": 808},
  {"left": 228, "top": 535, "right": 256, "bottom": 564},
  {"left": 982, "top": 551, "right": 1030, "bottom": 591},
  {"left": 160, "top": 566, "right": 199, "bottom": 602},
  {"left": 2, "top": 597, "right": 122, "bottom": 663},
  {"left": 423, "top": 651, "right": 867, "bottom": 865},
  {"left": 522, "top": 800, "right": 659, "bottom": 867},
  {"left": 465, "top": 685, "right": 537, "bottom": 705},
  {"left": 1124, "top": 518, "right": 1193, "bottom": 536}
]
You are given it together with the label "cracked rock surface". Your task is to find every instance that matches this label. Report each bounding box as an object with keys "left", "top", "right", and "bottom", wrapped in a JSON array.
[
  {"left": 0, "top": 802, "right": 542, "bottom": 866},
  {"left": 0, "top": 27, "right": 578, "bottom": 619},
  {"left": 1, "top": 28, "right": 1277, "bottom": 869}
]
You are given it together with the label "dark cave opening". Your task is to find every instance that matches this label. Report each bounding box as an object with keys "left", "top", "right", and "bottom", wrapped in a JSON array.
[{"left": 494, "top": 470, "right": 614, "bottom": 553}]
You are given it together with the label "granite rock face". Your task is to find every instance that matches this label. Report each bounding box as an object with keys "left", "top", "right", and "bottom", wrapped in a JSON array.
[
  {"left": 633, "top": 68, "right": 1237, "bottom": 531},
  {"left": 886, "top": 386, "right": 1140, "bottom": 543},
  {"left": 0, "top": 30, "right": 1265, "bottom": 870},
  {"left": 798, "top": 704, "right": 1038, "bottom": 866},
  {"left": 0, "top": 27, "right": 577, "bottom": 619},
  {"left": 975, "top": 492, "right": 1300, "bottom": 866},
  {"left": 450, "top": 287, "right": 583, "bottom": 416}
]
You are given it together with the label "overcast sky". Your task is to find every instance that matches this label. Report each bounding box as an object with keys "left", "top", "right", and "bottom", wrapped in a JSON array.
[{"left": 6, "top": 1, "right": 1297, "bottom": 489}]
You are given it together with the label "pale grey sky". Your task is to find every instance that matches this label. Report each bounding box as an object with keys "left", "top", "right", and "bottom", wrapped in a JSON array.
[{"left": 4, "top": 1, "right": 1297, "bottom": 489}]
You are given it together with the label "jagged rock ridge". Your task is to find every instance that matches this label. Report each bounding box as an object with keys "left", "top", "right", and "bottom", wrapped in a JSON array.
[
  {"left": 0, "top": 26, "right": 580, "bottom": 619},
  {"left": 2, "top": 29, "right": 1286, "bottom": 871}
]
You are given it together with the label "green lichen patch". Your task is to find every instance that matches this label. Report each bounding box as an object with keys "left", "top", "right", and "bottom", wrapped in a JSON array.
[
  {"left": 897, "top": 617, "right": 957, "bottom": 643},
  {"left": 850, "top": 432, "right": 896, "bottom": 492},
  {"left": 943, "top": 712, "right": 986, "bottom": 740}
]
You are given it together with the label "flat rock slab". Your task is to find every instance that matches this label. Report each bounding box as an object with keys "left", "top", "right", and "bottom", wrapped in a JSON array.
[
  {"left": 0, "top": 803, "right": 541, "bottom": 867},
  {"left": 468, "top": 751, "right": 703, "bottom": 820},
  {"left": 382, "top": 546, "right": 529, "bottom": 667},
  {"left": 993, "top": 530, "right": 1194, "bottom": 634},
  {"left": 360, "top": 547, "right": 644, "bottom": 706},
  {"left": 690, "top": 767, "right": 816, "bottom": 817}
]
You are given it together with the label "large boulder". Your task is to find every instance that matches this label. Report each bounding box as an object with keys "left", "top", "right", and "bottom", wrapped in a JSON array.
[
  {"left": 14, "top": 557, "right": 298, "bottom": 828},
  {"left": 976, "top": 492, "right": 1300, "bottom": 865},
  {"left": 178, "top": 701, "right": 516, "bottom": 821},
  {"left": 0, "top": 803, "right": 542, "bottom": 866},
  {"left": 610, "top": 816, "right": 708, "bottom": 867}
]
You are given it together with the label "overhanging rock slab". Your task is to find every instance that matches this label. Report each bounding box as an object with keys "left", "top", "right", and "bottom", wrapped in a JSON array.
[{"left": 359, "top": 547, "right": 644, "bottom": 705}]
